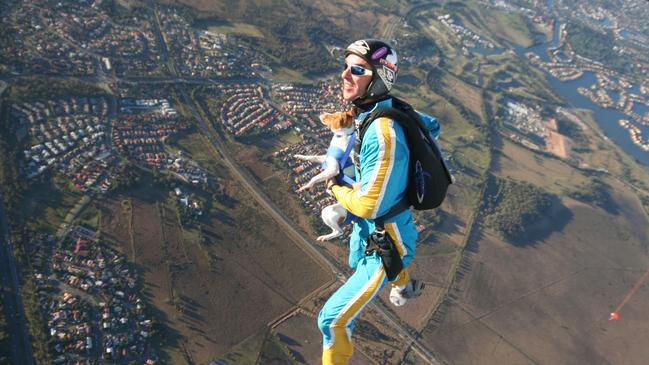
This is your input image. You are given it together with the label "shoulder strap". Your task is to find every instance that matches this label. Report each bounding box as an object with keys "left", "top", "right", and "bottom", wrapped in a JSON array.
[
  {"left": 355, "top": 98, "right": 422, "bottom": 226},
  {"left": 338, "top": 132, "right": 357, "bottom": 186},
  {"left": 357, "top": 97, "right": 427, "bottom": 146}
]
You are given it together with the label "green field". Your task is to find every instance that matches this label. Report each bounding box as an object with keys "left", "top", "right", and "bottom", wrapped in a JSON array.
[{"left": 206, "top": 23, "right": 265, "bottom": 38}]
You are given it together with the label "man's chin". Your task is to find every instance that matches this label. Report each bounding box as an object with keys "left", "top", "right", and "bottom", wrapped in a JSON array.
[{"left": 342, "top": 91, "right": 357, "bottom": 102}]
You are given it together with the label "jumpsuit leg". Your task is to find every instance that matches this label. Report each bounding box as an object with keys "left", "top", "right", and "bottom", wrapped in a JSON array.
[
  {"left": 385, "top": 222, "right": 413, "bottom": 287},
  {"left": 318, "top": 255, "right": 386, "bottom": 365}
]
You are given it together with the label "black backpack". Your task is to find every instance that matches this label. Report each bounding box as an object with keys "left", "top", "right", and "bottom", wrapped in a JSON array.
[{"left": 356, "top": 97, "right": 453, "bottom": 217}]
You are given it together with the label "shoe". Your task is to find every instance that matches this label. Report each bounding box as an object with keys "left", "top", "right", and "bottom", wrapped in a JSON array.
[{"left": 389, "top": 279, "right": 425, "bottom": 306}]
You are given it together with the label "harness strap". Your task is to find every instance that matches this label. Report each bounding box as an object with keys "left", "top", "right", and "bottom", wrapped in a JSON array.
[
  {"left": 374, "top": 196, "right": 410, "bottom": 229},
  {"left": 338, "top": 131, "right": 357, "bottom": 186}
]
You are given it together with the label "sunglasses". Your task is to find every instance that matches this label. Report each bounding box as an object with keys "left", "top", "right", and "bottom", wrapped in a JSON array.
[{"left": 344, "top": 63, "right": 373, "bottom": 76}]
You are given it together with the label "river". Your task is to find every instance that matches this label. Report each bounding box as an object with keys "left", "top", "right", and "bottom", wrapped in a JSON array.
[{"left": 510, "top": 0, "right": 649, "bottom": 166}]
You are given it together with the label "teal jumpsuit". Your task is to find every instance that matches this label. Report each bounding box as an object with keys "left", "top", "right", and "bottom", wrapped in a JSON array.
[{"left": 317, "top": 98, "right": 439, "bottom": 364}]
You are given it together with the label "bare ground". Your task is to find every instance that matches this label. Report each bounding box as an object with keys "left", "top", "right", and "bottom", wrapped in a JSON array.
[
  {"left": 421, "top": 178, "right": 649, "bottom": 364},
  {"left": 546, "top": 118, "right": 569, "bottom": 159},
  {"left": 100, "top": 178, "right": 331, "bottom": 363}
]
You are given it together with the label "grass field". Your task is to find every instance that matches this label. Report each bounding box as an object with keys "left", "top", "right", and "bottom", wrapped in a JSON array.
[
  {"left": 23, "top": 173, "right": 83, "bottom": 233},
  {"left": 172, "top": 128, "right": 231, "bottom": 180},
  {"left": 267, "top": 66, "right": 310, "bottom": 83},
  {"left": 206, "top": 23, "right": 264, "bottom": 38},
  {"left": 442, "top": 73, "right": 485, "bottom": 121},
  {"left": 421, "top": 126, "right": 649, "bottom": 364},
  {"left": 459, "top": 2, "right": 536, "bottom": 48}
]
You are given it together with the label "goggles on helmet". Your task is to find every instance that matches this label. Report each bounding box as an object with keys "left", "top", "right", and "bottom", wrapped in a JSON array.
[{"left": 344, "top": 63, "right": 373, "bottom": 77}]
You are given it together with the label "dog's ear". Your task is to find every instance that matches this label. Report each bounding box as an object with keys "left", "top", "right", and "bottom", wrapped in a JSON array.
[
  {"left": 319, "top": 112, "right": 337, "bottom": 129},
  {"left": 320, "top": 112, "right": 348, "bottom": 130}
]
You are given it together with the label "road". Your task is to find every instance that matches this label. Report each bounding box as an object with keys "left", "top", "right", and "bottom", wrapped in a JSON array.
[{"left": 0, "top": 194, "right": 35, "bottom": 365}]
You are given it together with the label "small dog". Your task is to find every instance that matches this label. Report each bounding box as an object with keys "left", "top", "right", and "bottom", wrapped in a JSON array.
[{"left": 294, "top": 110, "right": 356, "bottom": 241}]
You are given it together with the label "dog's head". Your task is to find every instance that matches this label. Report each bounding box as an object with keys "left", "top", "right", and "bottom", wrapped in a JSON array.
[{"left": 319, "top": 109, "right": 355, "bottom": 130}]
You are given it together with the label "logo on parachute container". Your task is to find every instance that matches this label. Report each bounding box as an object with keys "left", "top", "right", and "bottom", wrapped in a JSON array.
[{"left": 414, "top": 160, "right": 430, "bottom": 204}]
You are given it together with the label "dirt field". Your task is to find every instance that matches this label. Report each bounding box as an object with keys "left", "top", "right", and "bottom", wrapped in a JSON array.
[
  {"left": 546, "top": 130, "right": 569, "bottom": 159},
  {"left": 421, "top": 147, "right": 649, "bottom": 364},
  {"left": 100, "top": 177, "right": 331, "bottom": 363},
  {"left": 545, "top": 118, "right": 569, "bottom": 159}
]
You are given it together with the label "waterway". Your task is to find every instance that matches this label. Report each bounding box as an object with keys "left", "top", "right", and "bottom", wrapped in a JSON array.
[{"left": 510, "top": 0, "right": 649, "bottom": 166}]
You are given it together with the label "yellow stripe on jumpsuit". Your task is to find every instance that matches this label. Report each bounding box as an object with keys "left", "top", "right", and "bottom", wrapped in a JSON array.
[{"left": 318, "top": 106, "right": 418, "bottom": 365}]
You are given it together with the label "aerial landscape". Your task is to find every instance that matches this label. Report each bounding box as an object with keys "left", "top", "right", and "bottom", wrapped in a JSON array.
[{"left": 1, "top": 0, "right": 648, "bottom": 364}]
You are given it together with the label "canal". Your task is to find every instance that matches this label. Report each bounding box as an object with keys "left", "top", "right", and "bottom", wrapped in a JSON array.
[{"left": 511, "top": 0, "right": 649, "bottom": 166}]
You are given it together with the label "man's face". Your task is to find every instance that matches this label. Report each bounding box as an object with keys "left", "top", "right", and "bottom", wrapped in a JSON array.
[{"left": 341, "top": 54, "right": 373, "bottom": 102}]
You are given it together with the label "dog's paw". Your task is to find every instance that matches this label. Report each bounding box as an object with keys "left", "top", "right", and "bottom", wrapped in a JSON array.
[
  {"left": 317, "top": 232, "right": 342, "bottom": 241},
  {"left": 296, "top": 184, "right": 312, "bottom": 192}
]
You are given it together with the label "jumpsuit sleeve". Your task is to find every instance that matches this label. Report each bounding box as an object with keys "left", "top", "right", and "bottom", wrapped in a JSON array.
[
  {"left": 417, "top": 112, "right": 440, "bottom": 138},
  {"left": 331, "top": 117, "right": 395, "bottom": 219}
]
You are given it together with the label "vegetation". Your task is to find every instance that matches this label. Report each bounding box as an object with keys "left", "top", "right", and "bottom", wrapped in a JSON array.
[
  {"left": 21, "top": 274, "right": 51, "bottom": 364},
  {"left": 1, "top": 95, "right": 58, "bottom": 364},
  {"left": 99, "top": 0, "right": 148, "bottom": 22},
  {"left": 566, "top": 22, "right": 629, "bottom": 71},
  {"left": 110, "top": 161, "right": 143, "bottom": 193},
  {"left": 640, "top": 195, "right": 649, "bottom": 217},
  {"left": 481, "top": 174, "right": 553, "bottom": 239},
  {"left": 173, "top": 192, "right": 203, "bottom": 227},
  {"left": 0, "top": 300, "right": 10, "bottom": 364},
  {"left": 6, "top": 77, "right": 106, "bottom": 103},
  {"left": 567, "top": 178, "right": 618, "bottom": 213},
  {"left": 556, "top": 115, "right": 587, "bottom": 145},
  {"left": 440, "top": 1, "right": 535, "bottom": 47}
]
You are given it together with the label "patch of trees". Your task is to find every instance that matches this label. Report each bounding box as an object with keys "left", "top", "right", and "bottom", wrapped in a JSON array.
[
  {"left": 640, "top": 195, "right": 649, "bottom": 216},
  {"left": 399, "top": 33, "right": 440, "bottom": 61},
  {"left": 556, "top": 115, "right": 587, "bottom": 145},
  {"left": 414, "top": 209, "right": 448, "bottom": 244},
  {"left": 7, "top": 77, "right": 106, "bottom": 103},
  {"left": 110, "top": 161, "right": 142, "bottom": 193},
  {"left": 0, "top": 104, "right": 27, "bottom": 224},
  {"left": 566, "top": 22, "right": 629, "bottom": 72},
  {"left": 481, "top": 175, "right": 553, "bottom": 239},
  {"left": 0, "top": 106, "right": 52, "bottom": 364},
  {"left": 173, "top": 192, "right": 203, "bottom": 227},
  {"left": 0, "top": 300, "right": 10, "bottom": 364},
  {"left": 568, "top": 178, "right": 618, "bottom": 213},
  {"left": 99, "top": 0, "right": 148, "bottom": 23}
]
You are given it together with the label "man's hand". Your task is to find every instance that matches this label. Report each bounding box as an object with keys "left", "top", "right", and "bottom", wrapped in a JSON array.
[{"left": 325, "top": 178, "right": 337, "bottom": 197}]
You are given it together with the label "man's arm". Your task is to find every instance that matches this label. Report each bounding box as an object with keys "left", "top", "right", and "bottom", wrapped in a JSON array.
[{"left": 330, "top": 117, "right": 396, "bottom": 219}]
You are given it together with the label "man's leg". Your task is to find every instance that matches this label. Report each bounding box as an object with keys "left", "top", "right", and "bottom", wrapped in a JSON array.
[
  {"left": 318, "top": 255, "right": 386, "bottom": 365},
  {"left": 384, "top": 222, "right": 411, "bottom": 287},
  {"left": 384, "top": 222, "right": 424, "bottom": 306}
]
